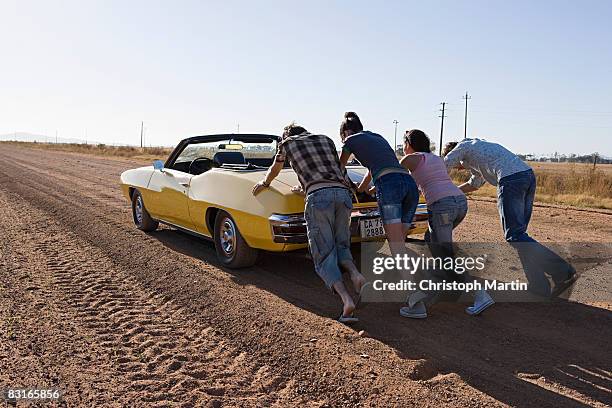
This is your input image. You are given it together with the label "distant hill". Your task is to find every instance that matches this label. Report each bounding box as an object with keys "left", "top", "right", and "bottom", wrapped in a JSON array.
[
  {"left": 0, "top": 132, "right": 98, "bottom": 145},
  {"left": 0, "top": 132, "right": 49, "bottom": 142}
]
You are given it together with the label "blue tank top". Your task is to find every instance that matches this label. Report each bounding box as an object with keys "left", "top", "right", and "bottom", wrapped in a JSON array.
[{"left": 342, "top": 130, "right": 406, "bottom": 180}]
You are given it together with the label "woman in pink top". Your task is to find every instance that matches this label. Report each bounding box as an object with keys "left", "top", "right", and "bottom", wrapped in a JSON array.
[{"left": 398, "top": 129, "right": 494, "bottom": 319}]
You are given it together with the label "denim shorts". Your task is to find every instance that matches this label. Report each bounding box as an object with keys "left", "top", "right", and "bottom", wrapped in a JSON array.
[{"left": 374, "top": 172, "right": 419, "bottom": 226}]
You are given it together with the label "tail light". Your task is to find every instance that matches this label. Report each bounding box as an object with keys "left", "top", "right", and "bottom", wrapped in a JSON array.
[{"left": 269, "top": 214, "right": 307, "bottom": 243}]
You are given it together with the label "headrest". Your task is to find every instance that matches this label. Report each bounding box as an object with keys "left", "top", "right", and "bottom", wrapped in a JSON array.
[{"left": 212, "top": 151, "right": 246, "bottom": 166}]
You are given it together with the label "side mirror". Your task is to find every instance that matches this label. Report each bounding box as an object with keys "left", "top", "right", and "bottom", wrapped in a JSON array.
[{"left": 153, "top": 160, "right": 164, "bottom": 171}]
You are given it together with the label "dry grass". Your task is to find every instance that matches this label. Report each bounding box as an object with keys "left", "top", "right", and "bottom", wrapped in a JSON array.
[
  {"left": 449, "top": 162, "right": 612, "bottom": 210},
  {"left": 0, "top": 141, "right": 172, "bottom": 162},
  {"left": 529, "top": 161, "right": 612, "bottom": 175}
]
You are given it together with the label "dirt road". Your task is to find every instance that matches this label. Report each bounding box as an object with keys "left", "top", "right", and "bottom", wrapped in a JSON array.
[{"left": 0, "top": 144, "right": 610, "bottom": 407}]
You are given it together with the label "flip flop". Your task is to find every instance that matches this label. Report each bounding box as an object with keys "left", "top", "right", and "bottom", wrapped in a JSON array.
[
  {"left": 338, "top": 313, "right": 359, "bottom": 324},
  {"left": 355, "top": 282, "right": 372, "bottom": 309}
]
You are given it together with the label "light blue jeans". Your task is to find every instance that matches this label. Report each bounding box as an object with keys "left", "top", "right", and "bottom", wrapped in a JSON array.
[
  {"left": 418, "top": 195, "right": 469, "bottom": 304},
  {"left": 304, "top": 187, "right": 353, "bottom": 289},
  {"left": 425, "top": 195, "right": 468, "bottom": 245}
]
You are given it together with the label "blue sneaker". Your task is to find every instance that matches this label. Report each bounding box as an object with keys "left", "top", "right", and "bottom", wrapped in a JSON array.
[{"left": 466, "top": 290, "right": 495, "bottom": 316}]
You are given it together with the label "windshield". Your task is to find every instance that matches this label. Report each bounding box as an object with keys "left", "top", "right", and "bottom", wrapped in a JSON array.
[{"left": 175, "top": 139, "right": 277, "bottom": 165}]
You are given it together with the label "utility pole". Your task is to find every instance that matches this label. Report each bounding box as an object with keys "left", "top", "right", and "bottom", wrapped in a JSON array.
[
  {"left": 438, "top": 102, "right": 447, "bottom": 156},
  {"left": 140, "top": 121, "right": 144, "bottom": 148},
  {"left": 462, "top": 92, "right": 471, "bottom": 139},
  {"left": 55, "top": 130, "right": 58, "bottom": 144},
  {"left": 393, "top": 119, "right": 399, "bottom": 154},
  {"left": 237, "top": 123, "right": 240, "bottom": 134}
]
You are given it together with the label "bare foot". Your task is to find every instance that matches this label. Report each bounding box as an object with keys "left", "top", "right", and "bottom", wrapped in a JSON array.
[
  {"left": 332, "top": 280, "right": 357, "bottom": 317},
  {"left": 339, "top": 260, "right": 367, "bottom": 294},
  {"left": 350, "top": 271, "right": 367, "bottom": 294},
  {"left": 342, "top": 298, "right": 356, "bottom": 318}
]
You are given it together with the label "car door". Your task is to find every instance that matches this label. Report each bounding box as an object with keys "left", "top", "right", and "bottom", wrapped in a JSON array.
[{"left": 147, "top": 168, "right": 196, "bottom": 230}]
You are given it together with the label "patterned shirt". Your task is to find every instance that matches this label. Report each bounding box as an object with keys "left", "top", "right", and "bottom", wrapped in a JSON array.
[
  {"left": 444, "top": 138, "right": 531, "bottom": 188},
  {"left": 275, "top": 132, "right": 352, "bottom": 194}
]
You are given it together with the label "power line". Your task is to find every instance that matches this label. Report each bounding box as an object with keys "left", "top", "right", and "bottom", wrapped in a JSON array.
[
  {"left": 462, "top": 92, "right": 471, "bottom": 139},
  {"left": 438, "top": 102, "right": 447, "bottom": 156},
  {"left": 393, "top": 119, "right": 399, "bottom": 153}
]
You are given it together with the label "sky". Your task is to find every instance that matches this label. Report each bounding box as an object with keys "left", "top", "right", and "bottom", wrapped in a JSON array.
[{"left": 1, "top": 0, "right": 611, "bottom": 156}]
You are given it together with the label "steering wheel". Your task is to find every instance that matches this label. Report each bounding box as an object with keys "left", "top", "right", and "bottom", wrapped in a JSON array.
[{"left": 189, "top": 157, "right": 214, "bottom": 175}]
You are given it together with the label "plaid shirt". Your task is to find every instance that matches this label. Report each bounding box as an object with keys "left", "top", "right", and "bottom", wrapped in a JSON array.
[{"left": 275, "top": 132, "right": 352, "bottom": 193}]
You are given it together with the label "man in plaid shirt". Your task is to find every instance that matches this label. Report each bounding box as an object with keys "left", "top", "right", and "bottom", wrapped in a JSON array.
[{"left": 252, "top": 123, "right": 366, "bottom": 324}]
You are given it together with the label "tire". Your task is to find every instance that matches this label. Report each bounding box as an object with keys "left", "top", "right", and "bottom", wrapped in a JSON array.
[
  {"left": 132, "top": 190, "right": 159, "bottom": 232},
  {"left": 213, "top": 211, "right": 258, "bottom": 268}
]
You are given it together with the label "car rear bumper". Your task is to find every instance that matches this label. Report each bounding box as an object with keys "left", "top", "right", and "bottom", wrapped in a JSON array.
[{"left": 269, "top": 204, "right": 428, "bottom": 244}]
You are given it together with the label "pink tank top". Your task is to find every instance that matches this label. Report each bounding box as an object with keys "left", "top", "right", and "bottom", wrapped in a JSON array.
[{"left": 410, "top": 153, "right": 464, "bottom": 205}]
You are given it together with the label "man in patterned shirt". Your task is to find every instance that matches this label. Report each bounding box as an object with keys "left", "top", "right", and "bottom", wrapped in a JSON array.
[
  {"left": 444, "top": 138, "right": 576, "bottom": 298},
  {"left": 252, "top": 123, "right": 366, "bottom": 323}
]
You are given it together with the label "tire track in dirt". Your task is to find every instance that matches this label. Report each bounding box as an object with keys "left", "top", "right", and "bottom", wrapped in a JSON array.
[
  {"left": 0, "top": 189, "right": 301, "bottom": 407},
  {"left": 36, "top": 238, "right": 286, "bottom": 406},
  {"left": 8, "top": 155, "right": 127, "bottom": 209},
  {"left": 0, "top": 190, "right": 138, "bottom": 407}
]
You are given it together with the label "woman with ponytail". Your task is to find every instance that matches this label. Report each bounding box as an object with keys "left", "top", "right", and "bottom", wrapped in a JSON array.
[
  {"left": 339, "top": 112, "right": 419, "bottom": 256},
  {"left": 398, "top": 129, "right": 494, "bottom": 318}
]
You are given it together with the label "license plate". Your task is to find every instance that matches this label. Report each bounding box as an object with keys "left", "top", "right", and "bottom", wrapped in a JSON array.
[{"left": 360, "top": 217, "right": 386, "bottom": 239}]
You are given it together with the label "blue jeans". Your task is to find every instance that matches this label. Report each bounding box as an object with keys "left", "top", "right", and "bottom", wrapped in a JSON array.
[
  {"left": 304, "top": 187, "right": 353, "bottom": 289},
  {"left": 497, "top": 169, "right": 572, "bottom": 295},
  {"left": 497, "top": 169, "right": 536, "bottom": 242},
  {"left": 422, "top": 195, "right": 469, "bottom": 302},
  {"left": 425, "top": 195, "right": 468, "bottom": 244},
  {"left": 374, "top": 172, "right": 419, "bottom": 227}
]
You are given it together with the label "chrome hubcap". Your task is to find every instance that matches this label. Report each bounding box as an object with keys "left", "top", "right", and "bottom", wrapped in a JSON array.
[
  {"left": 135, "top": 196, "right": 143, "bottom": 225},
  {"left": 220, "top": 218, "right": 236, "bottom": 256}
]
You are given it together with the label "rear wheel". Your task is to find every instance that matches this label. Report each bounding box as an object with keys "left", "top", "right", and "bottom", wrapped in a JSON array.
[
  {"left": 132, "top": 190, "right": 159, "bottom": 232},
  {"left": 214, "top": 211, "right": 258, "bottom": 268}
]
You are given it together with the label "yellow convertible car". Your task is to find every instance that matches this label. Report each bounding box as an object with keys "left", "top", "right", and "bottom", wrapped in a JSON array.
[{"left": 120, "top": 134, "right": 428, "bottom": 268}]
